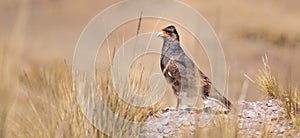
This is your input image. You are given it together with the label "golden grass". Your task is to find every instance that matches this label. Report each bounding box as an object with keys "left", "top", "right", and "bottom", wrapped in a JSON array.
[
  {"left": 255, "top": 55, "right": 299, "bottom": 121},
  {"left": 256, "top": 55, "right": 281, "bottom": 98},
  {"left": 7, "top": 62, "right": 100, "bottom": 137},
  {"left": 0, "top": 1, "right": 161, "bottom": 136},
  {"left": 1, "top": 60, "right": 160, "bottom": 137},
  {"left": 243, "top": 55, "right": 300, "bottom": 135}
]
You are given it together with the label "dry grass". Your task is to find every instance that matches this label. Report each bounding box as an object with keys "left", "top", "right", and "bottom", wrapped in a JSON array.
[
  {"left": 242, "top": 55, "right": 300, "bottom": 135},
  {"left": 0, "top": 31, "right": 161, "bottom": 137},
  {"left": 256, "top": 55, "right": 281, "bottom": 98},
  {"left": 7, "top": 62, "right": 100, "bottom": 137},
  {"left": 0, "top": 1, "right": 161, "bottom": 136},
  {"left": 255, "top": 55, "right": 299, "bottom": 120},
  {"left": 1, "top": 60, "right": 160, "bottom": 137}
]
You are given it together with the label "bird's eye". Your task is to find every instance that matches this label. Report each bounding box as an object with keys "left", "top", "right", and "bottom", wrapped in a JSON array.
[{"left": 166, "top": 31, "right": 172, "bottom": 34}]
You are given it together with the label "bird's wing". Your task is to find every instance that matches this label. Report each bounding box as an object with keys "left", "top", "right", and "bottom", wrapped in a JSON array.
[
  {"left": 167, "top": 55, "right": 232, "bottom": 109},
  {"left": 167, "top": 57, "right": 199, "bottom": 85},
  {"left": 173, "top": 53, "right": 212, "bottom": 97},
  {"left": 163, "top": 58, "right": 182, "bottom": 84}
]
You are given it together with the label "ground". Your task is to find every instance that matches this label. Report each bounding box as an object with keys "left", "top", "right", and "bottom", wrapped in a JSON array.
[{"left": 141, "top": 99, "right": 300, "bottom": 137}]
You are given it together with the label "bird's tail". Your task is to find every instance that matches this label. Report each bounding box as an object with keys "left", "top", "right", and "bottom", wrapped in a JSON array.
[{"left": 209, "top": 88, "right": 232, "bottom": 110}]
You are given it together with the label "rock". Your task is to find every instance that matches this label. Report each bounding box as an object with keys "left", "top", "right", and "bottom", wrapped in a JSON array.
[
  {"left": 161, "top": 118, "right": 169, "bottom": 126},
  {"left": 163, "top": 128, "right": 171, "bottom": 134},
  {"left": 157, "top": 124, "right": 164, "bottom": 133},
  {"left": 266, "top": 102, "right": 273, "bottom": 107},
  {"left": 141, "top": 100, "right": 300, "bottom": 137}
]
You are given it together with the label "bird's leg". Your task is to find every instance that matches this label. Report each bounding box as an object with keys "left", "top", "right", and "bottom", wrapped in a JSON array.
[{"left": 176, "top": 97, "right": 182, "bottom": 111}]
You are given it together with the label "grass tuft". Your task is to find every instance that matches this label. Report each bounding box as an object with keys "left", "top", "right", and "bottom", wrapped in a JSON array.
[
  {"left": 256, "top": 55, "right": 281, "bottom": 98},
  {"left": 4, "top": 61, "right": 161, "bottom": 137},
  {"left": 255, "top": 55, "right": 299, "bottom": 121}
]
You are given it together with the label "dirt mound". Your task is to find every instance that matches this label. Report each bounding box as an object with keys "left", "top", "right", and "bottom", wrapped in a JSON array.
[{"left": 141, "top": 99, "right": 300, "bottom": 137}]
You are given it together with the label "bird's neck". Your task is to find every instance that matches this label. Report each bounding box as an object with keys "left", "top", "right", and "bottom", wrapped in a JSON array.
[
  {"left": 162, "top": 39, "right": 180, "bottom": 49},
  {"left": 163, "top": 38, "right": 179, "bottom": 45},
  {"left": 161, "top": 39, "right": 182, "bottom": 58}
]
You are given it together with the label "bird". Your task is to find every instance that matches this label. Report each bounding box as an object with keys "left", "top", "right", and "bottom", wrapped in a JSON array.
[{"left": 157, "top": 25, "right": 231, "bottom": 111}]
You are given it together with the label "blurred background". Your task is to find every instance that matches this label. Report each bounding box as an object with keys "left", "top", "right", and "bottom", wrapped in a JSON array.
[{"left": 1, "top": 0, "right": 300, "bottom": 106}]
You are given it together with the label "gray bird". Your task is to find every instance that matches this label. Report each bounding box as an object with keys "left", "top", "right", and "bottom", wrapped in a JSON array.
[{"left": 157, "top": 25, "right": 231, "bottom": 111}]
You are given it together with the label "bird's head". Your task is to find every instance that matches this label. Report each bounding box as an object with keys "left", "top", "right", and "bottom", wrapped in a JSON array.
[{"left": 157, "top": 25, "right": 180, "bottom": 41}]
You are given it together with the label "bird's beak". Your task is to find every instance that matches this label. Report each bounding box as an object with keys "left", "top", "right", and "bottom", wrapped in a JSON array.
[{"left": 157, "top": 31, "right": 164, "bottom": 37}]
